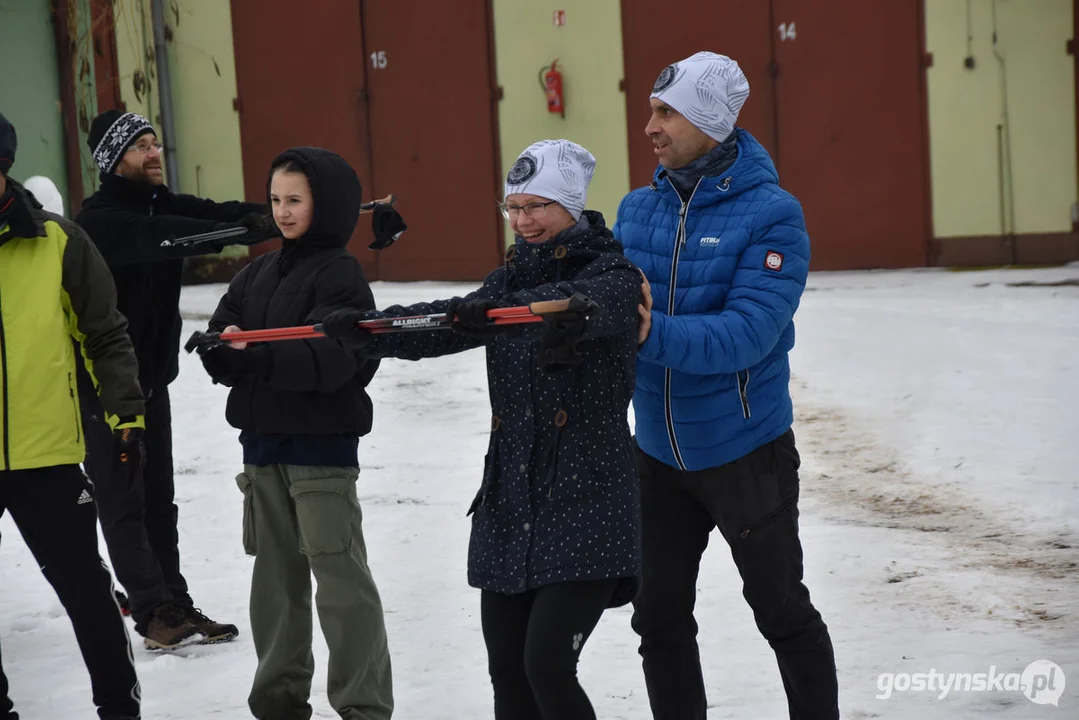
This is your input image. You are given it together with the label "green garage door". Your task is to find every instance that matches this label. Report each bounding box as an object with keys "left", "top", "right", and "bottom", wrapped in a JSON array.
[{"left": 0, "top": 1, "right": 69, "bottom": 209}]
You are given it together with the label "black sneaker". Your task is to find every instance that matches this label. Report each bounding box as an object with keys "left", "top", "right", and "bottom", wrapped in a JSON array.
[{"left": 182, "top": 606, "right": 239, "bottom": 645}]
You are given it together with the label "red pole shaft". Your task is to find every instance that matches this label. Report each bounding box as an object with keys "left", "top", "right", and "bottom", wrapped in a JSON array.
[{"left": 215, "top": 306, "right": 545, "bottom": 344}]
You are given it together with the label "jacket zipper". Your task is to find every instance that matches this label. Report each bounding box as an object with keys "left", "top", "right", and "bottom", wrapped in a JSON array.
[
  {"left": 0, "top": 288, "right": 9, "bottom": 471},
  {"left": 662, "top": 177, "right": 702, "bottom": 472},
  {"left": 737, "top": 369, "right": 751, "bottom": 419},
  {"left": 740, "top": 495, "right": 795, "bottom": 538},
  {"left": 68, "top": 372, "right": 81, "bottom": 442}
]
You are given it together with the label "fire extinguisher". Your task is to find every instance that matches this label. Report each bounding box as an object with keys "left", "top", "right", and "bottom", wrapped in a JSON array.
[{"left": 539, "top": 59, "right": 564, "bottom": 118}]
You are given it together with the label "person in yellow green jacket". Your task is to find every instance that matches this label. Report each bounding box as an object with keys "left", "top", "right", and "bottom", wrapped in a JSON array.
[{"left": 0, "top": 111, "right": 145, "bottom": 720}]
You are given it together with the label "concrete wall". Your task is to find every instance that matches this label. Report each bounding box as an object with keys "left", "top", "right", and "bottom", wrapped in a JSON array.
[
  {"left": 113, "top": 0, "right": 245, "bottom": 201},
  {"left": 113, "top": 0, "right": 247, "bottom": 263},
  {"left": 166, "top": 0, "right": 246, "bottom": 203},
  {"left": 113, "top": 0, "right": 157, "bottom": 118}
]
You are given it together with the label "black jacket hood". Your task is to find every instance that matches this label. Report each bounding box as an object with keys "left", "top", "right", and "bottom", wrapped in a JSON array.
[{"left": 267, "top": 146, "right": 361, "bottom": 250}]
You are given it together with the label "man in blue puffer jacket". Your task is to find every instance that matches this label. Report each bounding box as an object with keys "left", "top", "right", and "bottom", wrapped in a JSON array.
[{"left": 614, "top": 52, "right": 839, "bottom": 719}]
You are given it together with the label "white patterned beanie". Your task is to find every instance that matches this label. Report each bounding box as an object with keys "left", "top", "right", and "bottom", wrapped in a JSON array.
[
  {"left": 504, "top": 139, "right": 596, "bottom": 221},
  {"left": 650, "top": 51, "right": 750, "bottom": 143},
  {"left": 88, "top": 109, "right": 156, "bottom": 174}
]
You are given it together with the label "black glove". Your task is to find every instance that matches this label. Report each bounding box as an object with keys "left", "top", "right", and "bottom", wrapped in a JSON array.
[
  {"left": 320, "top": 308, "right": 375, "bottom": 348},
  {"left": 445, "top": 297, "right": 499, "bottom": 337},
  {"left": 198, "top": 344, "right": 271, "bottom": 385},
  {"left": 538, "top": 293, "right": 601, "bottom": 371},
  {"left": 369, "top": 205, "right": 407, "bottom": 250},
  {"left": 224, "top": 211, "right": 278, "bottom": 245},
  {"left": 113, "top": 423, "right": 145, "bottom": 488}
]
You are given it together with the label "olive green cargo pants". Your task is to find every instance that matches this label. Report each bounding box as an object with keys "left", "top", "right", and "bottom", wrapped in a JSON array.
[{"left": 236, "top": 464, "right": 393, "bottom": 720}]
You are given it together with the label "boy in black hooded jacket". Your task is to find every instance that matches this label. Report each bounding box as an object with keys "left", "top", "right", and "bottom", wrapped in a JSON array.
[{"left": 196, "top": 147, "right": 392, "bottom": 720}]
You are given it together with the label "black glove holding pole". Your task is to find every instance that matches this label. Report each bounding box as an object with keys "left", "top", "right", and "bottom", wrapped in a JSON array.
[
  {"left": 197, "top": 343, "right": 272, "bottom": 386},
  {"left": 320, "top": 309, "right": 376, "bottom": 349},
  {"left": 216, "top": 211, "right": 278, "bottom": 246},
  {"left": 444, "top": 297, "right": 500, "bottom": 337}
]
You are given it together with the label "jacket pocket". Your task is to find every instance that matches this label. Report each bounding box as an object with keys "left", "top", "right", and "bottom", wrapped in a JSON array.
[
  {"left": 234, "top": 471, "right": 257, "bottom": 556},
  {"left": 544, "top": 434, "right": 594, "bottom": 506},
  {"left": 468, "top": 422, "right": 502, "bottom": 516},
  {"left": 68, "top": 372, "right": 80, "bottom": 442},
  {"left": 736, "top": 369, "right": 751, "bottom": 420},
  {"left": 289, "top": 469, "right": 360, "bottom": 556}
]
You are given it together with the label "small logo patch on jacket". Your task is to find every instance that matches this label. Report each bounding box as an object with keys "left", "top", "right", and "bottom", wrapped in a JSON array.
[
  {"left": 699, "top": 236, "right": 721, "bottom": 247},
  {"left": 764, "top": 250, "right": 784, "bottom": 271}
]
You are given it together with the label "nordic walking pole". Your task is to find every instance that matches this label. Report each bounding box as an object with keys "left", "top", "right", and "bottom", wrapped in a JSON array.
[
  {"left": 184, "top": 296, "right": 594, "bottom": 353},
  {"left": 160, "top": 225, "right": 250, "bottom": 248},
  {"left": 162, "top": 194, "right": 399, "bottom": 248},
  {"left": 359, "top": 194, "right": 396, "bottom": 214}
]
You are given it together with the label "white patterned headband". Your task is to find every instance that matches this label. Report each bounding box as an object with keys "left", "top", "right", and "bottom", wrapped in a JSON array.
[{"left": 93, "top": 112, "right": 154, "bottom": 173}]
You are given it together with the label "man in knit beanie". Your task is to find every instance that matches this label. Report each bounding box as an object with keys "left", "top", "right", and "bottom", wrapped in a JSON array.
[
  {"left": 74, "top": 108, "right": 280, "bottom": 651},
  {"left": 614, "top": 52, "right": 839, "bottom": 719},
  {"left": 87, "top": 109, "right": 157, "bottom": 178}
]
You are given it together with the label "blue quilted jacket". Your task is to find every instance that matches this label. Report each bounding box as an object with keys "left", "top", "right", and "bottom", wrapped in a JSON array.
[{"left": 614, "top": 128, "right": 810, "bottom": 471}]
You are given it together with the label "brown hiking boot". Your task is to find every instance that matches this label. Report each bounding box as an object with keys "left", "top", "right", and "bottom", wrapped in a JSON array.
[
  {"left": 182, "top": 606, "right": 239, "bottom": 645},
  {"left": 144, "top": 602, "right": 204, "bottom": 651}
]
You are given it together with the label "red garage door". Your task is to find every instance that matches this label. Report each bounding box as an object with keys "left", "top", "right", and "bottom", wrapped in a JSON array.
[{"left": 230, "top": 0, "right": 503, "bottom": 281}]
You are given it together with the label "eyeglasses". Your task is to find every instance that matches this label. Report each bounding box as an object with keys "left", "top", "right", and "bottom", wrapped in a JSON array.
[
  {"left": 499, "top": 200, "right": 557, "bottom": 220},
  {"left": 129, "top": 141, "right": 163, "bottom": 155}
]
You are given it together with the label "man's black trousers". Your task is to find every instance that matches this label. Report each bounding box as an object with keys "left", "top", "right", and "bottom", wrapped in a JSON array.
[
  {"left": 0, "top": 465, "right": 140, "bottom": 720},
  {"left": 81, "top": 383, "right": 190, "bottom": 632},
  {"left": 631, "top": 429, "right": 840, "bottom": 720}
]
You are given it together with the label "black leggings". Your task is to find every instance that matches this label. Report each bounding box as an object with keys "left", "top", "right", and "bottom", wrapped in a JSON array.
[{"left": 481, "top": 579, "right": 618, "bottom": 720}]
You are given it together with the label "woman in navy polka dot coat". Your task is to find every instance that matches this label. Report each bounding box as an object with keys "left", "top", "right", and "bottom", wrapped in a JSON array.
[{"left": 323, "top": 140, "right": 643, "bottom": 719}]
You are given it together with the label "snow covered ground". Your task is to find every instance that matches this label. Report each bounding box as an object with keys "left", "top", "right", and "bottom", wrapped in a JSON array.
[{"left": 2, "top": 264, "right": 1077, "bottom": 719}]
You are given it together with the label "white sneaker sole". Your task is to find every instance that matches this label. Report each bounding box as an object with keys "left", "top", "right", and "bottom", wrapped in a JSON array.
[
  {"left": 144, "top": 632, "right": 206, "bottom": 651},
  {"left": 197, "top": 630, "right": 239, "bottom": 645}
]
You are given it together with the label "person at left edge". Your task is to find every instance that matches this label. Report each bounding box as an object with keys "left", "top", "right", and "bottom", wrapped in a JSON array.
[{"left": 0, "top": 109, "right": 144, "bottom": 720}]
